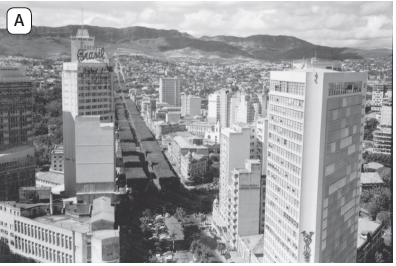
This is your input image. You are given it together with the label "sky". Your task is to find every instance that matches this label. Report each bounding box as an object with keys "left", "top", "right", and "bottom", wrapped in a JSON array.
[{"left": 0, "top": 1, "right": 393, "bottom": 48}]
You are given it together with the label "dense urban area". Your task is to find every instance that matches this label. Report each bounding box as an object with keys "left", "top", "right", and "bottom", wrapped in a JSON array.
[{"left": 0, "top": 42, "right": 392, "bottom": 263}]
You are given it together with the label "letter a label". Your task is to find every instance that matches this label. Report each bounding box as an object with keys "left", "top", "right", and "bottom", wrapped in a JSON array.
[{"left": 7, "top": 8, "right": 32, "bottom": 35}]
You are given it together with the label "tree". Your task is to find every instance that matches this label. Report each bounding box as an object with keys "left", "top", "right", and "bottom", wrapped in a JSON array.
[
  {"left": 360, "top": 187, "right": 391, "bottom": 211},
  {"left": 217, "top": 242, "right": 226, "bottom": 255},
  {"left": 183, "top": 225, "right": 201, "bottom": 246},
  {"left": 366, "top": 202, "right": 380, "bottom": 220},
  {"left": 377, "top": 212, "right": 391, "bottom": 228},
  {"left": 175, "top": 207, "right": 186, "bottom": 223}
]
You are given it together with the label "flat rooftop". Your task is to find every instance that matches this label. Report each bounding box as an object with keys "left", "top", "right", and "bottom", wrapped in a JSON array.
[
  {"left": 33, "top": 214, "right": 91, "bottom": 234},
  {"left": 360, "top": 172, "right": 384, "bottom": 185}
]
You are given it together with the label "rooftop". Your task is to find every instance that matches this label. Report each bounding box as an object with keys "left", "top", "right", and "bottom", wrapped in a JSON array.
[
  {"left": 36, "top": 171, "right": 64, "bottom": 185},
  {"left": 173, "top": 136, "right": 207, "bottom": 150},
  {"left": 357, "top": 218, "right": 383, "bottom": 249},
  {"left": 366, "top": 162, "right": 384, "bottom": 170},
  {"left": 33, "top": 214, "right": 91, "bottom": 234},
  {"left": 240, "top": 234, "right": 264, "bottom": 253},
  {"left": 360, "top": 172, "right": 384, "bottom": 185}
]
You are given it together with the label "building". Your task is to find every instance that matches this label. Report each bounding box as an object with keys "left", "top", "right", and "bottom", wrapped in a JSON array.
[
  {"left": 70, "top": 29, "right": 95, "bottom": 62},
  {"left": 203, "top": 121, "right": 221, "bottom": 144},
  {"left": 170, "top": 136, "right": 208, "bottom": 169},
  {"left": 357, "top": 218, "right": 385, "bottom": 263},
  {"left": 62, "top": 31, "right": 115, "bottom": 200},
  {"left": 180, "top": 151, "right": 208, "bottom": 181},
  {"left": 74, "top": 116, "right": 116, "bottom": 204},
  {"left": 0, "top": 67, "right": 35, "bottom": 201},
  {"left": 373, "top": 102, "right": 391, "bottom": 154},
  {"left": 360, "top": 172, "right": 385, "bottom": 189},
  {"left": 186, "top": 121, "right": 217, "bottom": 137},
  {"left": 35, "top": 171, "right": 64, "bottom": 188},
  {"left": 230, "top": 90, "right": 260, "bottom": 126},
  {"left": 159, "top": 78, "right": 180, "bottom": 107},
  {"left": 207, "top": 88, "right": 232, "bottom": 127},
  {"left": 181, "top": 93, "right": 201, "bottom": 117},
  {"left": 212, "top": 159, "right": 262, "bottom": 248},
  {"left": 263, "top": 69, "right": 367, "bottom": 263},
  {"left": 371, "top": 82, "right": 385, "bottom": 112},
  {"left": 166, "top": 112, "right": 181, "bottom": 124},
  {"left": 0, "top": 195, "right": 119, "bottom": 263},
  {"left": 50, "top": 145, "right": 64, "bottom": 172}
]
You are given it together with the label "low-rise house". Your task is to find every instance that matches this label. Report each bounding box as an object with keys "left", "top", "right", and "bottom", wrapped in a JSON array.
[{"left": 360, "top": 172, "right": 385, "bottom": 189}]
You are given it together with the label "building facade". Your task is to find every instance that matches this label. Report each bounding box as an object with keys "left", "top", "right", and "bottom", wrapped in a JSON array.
[
  {"left": 373, "top": 102, "right": 392, "bottom": 154},
  {"left": 371, "top": 82, "right": 384, "bottom": 112},
  {"left": 181, "top": 93, "right": 201, "bottom": 117},
  {"left": 264, "top": 69, "right": 367, "bottom": 263},
  {"left": 180, "top": 151, "right": 208, "bottom": 181},
  {"left": 159, "top": 78, "right": 180, "bottom": 107},
  {"left": 0, "top": 67, "right": 35, "bottom": 201}
]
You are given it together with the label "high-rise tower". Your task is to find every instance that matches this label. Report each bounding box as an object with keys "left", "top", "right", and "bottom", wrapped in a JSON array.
[
  {"left": 263, "top": 69, "right": 367, "bottom": 263},
  {"left": 0, "top": 67, "right": 35, "bottom": 200},
  {"left": 159, "top": 78, "right": 180, "bottom": 107}
]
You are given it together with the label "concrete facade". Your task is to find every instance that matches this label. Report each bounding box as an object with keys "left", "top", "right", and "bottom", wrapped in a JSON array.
[
  {"left": 159, "top": 78, "right": 180, "bottom": 107},
  {"left": 264, "top": 69, "right": 367, "bottom": 263}
]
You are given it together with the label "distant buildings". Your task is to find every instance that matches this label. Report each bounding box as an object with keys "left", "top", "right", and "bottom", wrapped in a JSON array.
[
  {"left": 371, "top": 81, "right": 385, "bottom": 111},
  {"left": 159, "top": 78, "right": 180, "bottom": 107},
  {"left": 264, "top": 69, "right": 367, "bottom": 263},
  {"left": 0, "top": 66, "right": 35, "bottom": 201},
  {"left": 207, "top": 88, "right": 232, "bottom": 127}
]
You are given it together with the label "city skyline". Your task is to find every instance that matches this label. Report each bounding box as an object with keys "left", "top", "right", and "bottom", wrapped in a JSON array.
[{"left": 0, "top": 1, "right": 393, "bottom": 48}]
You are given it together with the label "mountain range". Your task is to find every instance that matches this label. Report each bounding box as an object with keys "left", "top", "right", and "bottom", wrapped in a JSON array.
[{"left": 0, "top": 25, "right": 391, "bottom": 61}]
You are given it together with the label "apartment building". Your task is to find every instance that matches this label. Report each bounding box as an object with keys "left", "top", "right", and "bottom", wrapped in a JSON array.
[
  {"left": 264, "top": 69, "right": 367, "bottom": 263},
  {"left": 207, "top": 88, "right": 232, "bottom": 127},
  {"left": 0, "top": 67, "right": 35, "bottom": 201},
  {"left": 159, "top": 78, "right": 180, "bottom": 107},
  {"left": 371, "top": 82, "right": 385, "bottom": 112}
]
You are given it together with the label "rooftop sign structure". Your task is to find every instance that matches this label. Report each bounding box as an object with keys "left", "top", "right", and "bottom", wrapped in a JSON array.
[{"left": 77, "top": 47, "right": 107, "bottom": 62}]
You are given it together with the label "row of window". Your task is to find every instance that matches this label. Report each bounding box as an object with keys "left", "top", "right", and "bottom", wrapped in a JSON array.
[
  {"left": 78, "top": 105, "right": 109, "bottom": 110},
  {"left": 269, "top": 142, "right": 302, "bottom": 166},
  {"left": 14, "top": 221, "right": 72, "bottom": 250},
  {"left": 268, "top": 153, "right": 301, "bottom": 176},
  {"left": 15, "top": 237, "right": 73, "bottom": 263},
  {"left": 264, "top": 222, "right": 297, "bottom": 261},
  {"left": 267, "top": 160, "right": 300, "bottom": 189},
  {"left": 269, "top": 133, "right": 302, "bottom": 154},
  {"left": 269, "top": 95, "right": 304, "bottom": 109},
  {"left": 328, "top": 82, "right": 362, "bottom": 96},
  {"left": 270, "top": 80, "right": 305, "bottom": 96},
  {"left": 79, "top": 98, "right": 110, "bottom": 103},
  {"left": 270, "top": 115, "right": 304, "bottom": 132},
  {"left": 77, "top": 92, "right": 112, "bottom": 97},
  {"left": 269, "top": 104, "right": 304, "bottom": 120},
  {"left": 269, "top": 124, "right": 303, "bottom": 143},
  {"left": 266, "top": 178, "right": 299, "bottom": 220}
]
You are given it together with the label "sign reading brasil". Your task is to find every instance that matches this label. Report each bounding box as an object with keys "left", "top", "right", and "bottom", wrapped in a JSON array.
[{"left": 77, "top": 47, "right": 106, "bottom": 62}]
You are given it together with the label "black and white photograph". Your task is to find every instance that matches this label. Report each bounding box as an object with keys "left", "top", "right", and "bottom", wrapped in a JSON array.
[{"left": 0, "top": 0, "right": 393, "bottom": 263}]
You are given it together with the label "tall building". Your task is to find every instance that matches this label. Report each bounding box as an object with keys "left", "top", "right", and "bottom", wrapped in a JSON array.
[
  {"left": 62, "top": 30, "right": 115, "bottom": 201},
  {"left": 373, "top": 101, "right": 392, "bottom": 154},
  {"left": 50, "top": 145, "right": 64, "bottom": 172},
  {"left": 70, "top": 29, "right": 95, "bottom": 62},
  {"left": 0, "top": 67, "right": 35, "bottom": 201},
  {"left": 207, "top": 88, "right": 232, "bottom": 127},
  {"left": 181, "top": 93, "right": 201, "bottom": 117},
  {"left": 371, "top": 81, "right": 384, "bottom": 111},
  {"left": 264, "top": 69, "right": 367, "bottom": 263},
  {"left": 230, "top": 90, "right": 260, "bottom": 126},
  {"left": 159, "top": 78, "right": 180, "bottom": 106},
  {"left": 212, "top": 120, "right": 268, "bottom": 247}
]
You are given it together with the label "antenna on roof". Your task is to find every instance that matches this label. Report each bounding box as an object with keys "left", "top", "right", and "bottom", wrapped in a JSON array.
[{"left": 80, "top": 7, "right": 84, "bottom": 49}]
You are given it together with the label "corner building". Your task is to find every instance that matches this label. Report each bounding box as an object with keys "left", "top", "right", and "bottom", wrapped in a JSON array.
[{"left": 263, "top": 69, "right": 367, "bottom": 263}]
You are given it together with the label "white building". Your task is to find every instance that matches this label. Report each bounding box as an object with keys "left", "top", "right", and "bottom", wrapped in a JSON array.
[
  {"left": 373, "top": 102, "right": 392, "bottom": 154},
  {"left": 207, "top": 88, "right": 232, "bottom": 127},
  {"left": 371, "top": 82, "right": 384, "bottom": 111},
  {"left": 264, "top": 69, "right": 367, "bottom": 263},
  {"left": 0, "top": 196, "right": 119, "bottom": 263},
  {"left": 159, "top": 78, "right": 180, "bottom": 107},
  {"left": 181, "top": 93, "right": 201, "bottom": 117}
]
